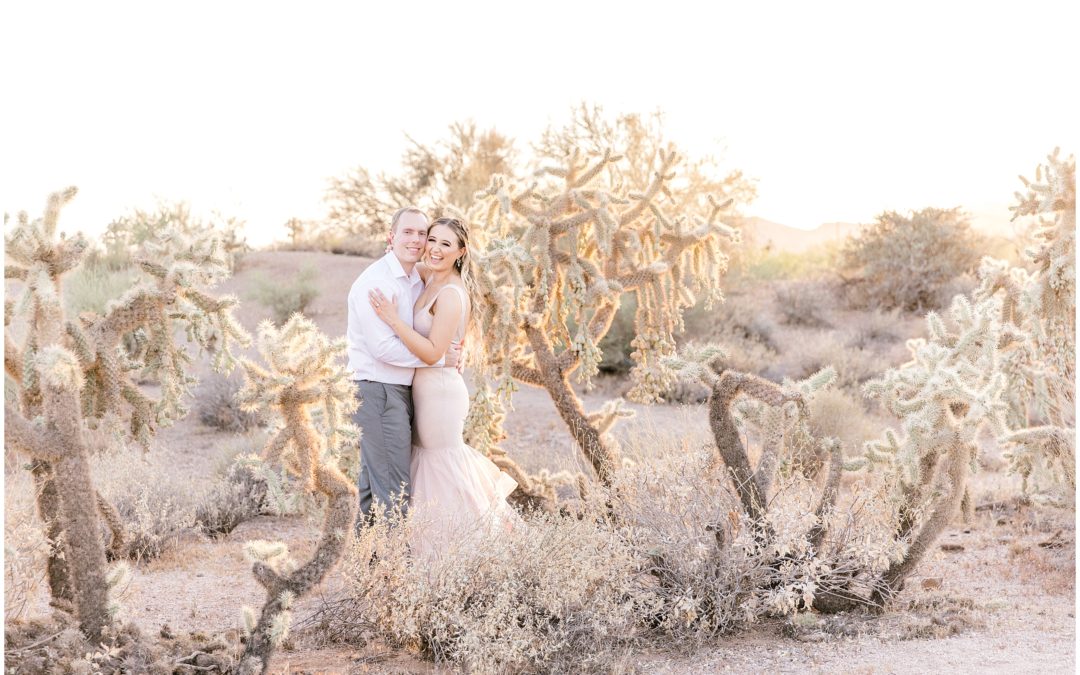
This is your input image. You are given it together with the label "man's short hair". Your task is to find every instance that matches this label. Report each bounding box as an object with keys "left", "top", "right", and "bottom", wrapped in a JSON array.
[{"left": 390, "top": 207, "right": 429, "bottom": 234}]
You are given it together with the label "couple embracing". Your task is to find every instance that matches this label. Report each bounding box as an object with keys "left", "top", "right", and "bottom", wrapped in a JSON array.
[{"left": 346, "top": 207, "right": 518, "bottom": 550}]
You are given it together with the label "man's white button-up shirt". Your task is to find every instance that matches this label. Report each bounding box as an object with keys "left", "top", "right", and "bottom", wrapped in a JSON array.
[{"left": 347, "top": 252, "right": 432, "bottom": 385}]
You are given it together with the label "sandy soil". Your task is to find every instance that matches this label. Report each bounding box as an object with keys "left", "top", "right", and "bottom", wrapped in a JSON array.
[{"left": 6, "top": 250, "right": 1075, "bottom": 674}]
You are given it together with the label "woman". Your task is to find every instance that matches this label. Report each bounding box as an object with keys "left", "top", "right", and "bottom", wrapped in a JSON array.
[{"left": 368, "top": 217, "right": 519, "bottom": 548}]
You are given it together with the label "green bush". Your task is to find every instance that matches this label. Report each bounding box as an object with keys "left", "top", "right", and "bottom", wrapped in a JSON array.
[
  {"left": 839, "top": 207, "right": 982, "bottom": 311},
  {"left": 250, "top": 265, "right": 320, "bottom": 325}
]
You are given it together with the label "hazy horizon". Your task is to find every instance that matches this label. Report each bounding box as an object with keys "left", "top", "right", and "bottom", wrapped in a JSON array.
[{"left": 3, "top": 2, "right": 1076, "bottom": 248}]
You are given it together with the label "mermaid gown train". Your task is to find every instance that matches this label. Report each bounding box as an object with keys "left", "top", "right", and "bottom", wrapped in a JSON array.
[{"left": 409, "top": 285, "right": 519, "bottom": 553}]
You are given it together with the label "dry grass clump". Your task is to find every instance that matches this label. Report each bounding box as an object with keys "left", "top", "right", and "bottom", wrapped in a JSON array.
[
  {"left": 196, "top": 372, "right": 264, "bottom": 432},
  {"left": 4, "top": 468, "right": 50, "bottom": 622},
  {"left": 91, "top": 446, "right": 199, "bottom": 563},
  {"left": 774, "top": 281, "right": 834, "bottom": 328},
  {"left": 62, "top": 261, "right": 139, "bottom": 318}
]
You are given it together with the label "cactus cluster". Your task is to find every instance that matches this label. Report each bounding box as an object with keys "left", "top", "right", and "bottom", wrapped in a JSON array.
[
  {"left": 4, "top": 189, "right": 250, "bottom": 642},
  {"left": 235, "top": 314, "right": 359, "bottom": 674},
  {"left": 463, "top": 141, "right": 740, "bottom": 502}
]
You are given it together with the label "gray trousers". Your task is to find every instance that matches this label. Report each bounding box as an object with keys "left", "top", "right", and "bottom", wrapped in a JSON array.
[{"left": 353, "top": 380, "right": 414, "bottom": 527}]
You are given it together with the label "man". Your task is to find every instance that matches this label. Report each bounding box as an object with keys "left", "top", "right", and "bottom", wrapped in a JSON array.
[{"left": 347, "top": 206, "right": 459, "bottom": 526}]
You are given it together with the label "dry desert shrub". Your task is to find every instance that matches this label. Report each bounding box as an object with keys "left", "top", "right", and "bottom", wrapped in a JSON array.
[
  {"left": 196, "top": 371, "right": 264, "bottom": 432},
  {"left": 843, "top": 307, "right": 904, "bottom": 350},
  {"left": 248, "top": 264, "right": 320, "bottom": 325},
  {"left": 5, "top": 468, "right": 50, "bottom": 622},
  {"left": 804, "top": 388, "right": 882, "bottom": 459},
  {"left": 772, "top": 331, "right": 881, "bottom": 395},
  {"left": 315, "top": 442, "right": 909, "bottom": 671},
  {"left": 773, "top": 280, "right": 835, "bottom": 328},
  {"left": 91, "top": 445, "right": 199, "bottom": 563},
  {"left": 194, "top": 459, "right": 268, "bottom": 539},
  {"left": 839, "top": 207, "right": 983, "bottom": 312},
  {"left": 323, "top": 503, "right": 645, "bottom": 674}
]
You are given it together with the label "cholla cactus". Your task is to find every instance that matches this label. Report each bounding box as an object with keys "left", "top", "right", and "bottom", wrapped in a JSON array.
[
  {"left": 3, "top": 189, "right": 249, "bottom": 642},
  {"left": 666, "top": 346, "right": 841, "bottom": 525},
  {"left": 838, "top": 295, "right": 1012, "bottom": 605},
  {"left": 236, "top": 315, "right": 359, "bottom": 674},
  {"left": 974, "top": 149, "right": 1075, "bottom": 491},
  {"left": 466, "top": 142, "right": 739, "bottom": 491}
]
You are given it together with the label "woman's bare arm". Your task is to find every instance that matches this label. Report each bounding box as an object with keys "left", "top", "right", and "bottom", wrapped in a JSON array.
[{"left": 369, "top": 287, "right": 461, "bottom": 365}]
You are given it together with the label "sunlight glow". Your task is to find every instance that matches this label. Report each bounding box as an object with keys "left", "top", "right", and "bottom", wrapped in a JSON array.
[{"left": 3, "top": 1, "right": 1076, "bottom": 246}]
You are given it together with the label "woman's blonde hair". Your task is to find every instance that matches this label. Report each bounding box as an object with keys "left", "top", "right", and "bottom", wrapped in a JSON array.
[{"left": 428, "top": 216, "right": 481, "bottom": 345}]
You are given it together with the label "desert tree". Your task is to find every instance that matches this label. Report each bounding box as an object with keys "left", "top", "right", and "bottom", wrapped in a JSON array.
[
  {"left": 325, "top": 121, "right": 517, "bottom": 241},
  {"left": 235, "top": 314, "right": 359, "bottom": 674},
  {"left": 3, "top": 188, "right": 249, "bottom": 642}
]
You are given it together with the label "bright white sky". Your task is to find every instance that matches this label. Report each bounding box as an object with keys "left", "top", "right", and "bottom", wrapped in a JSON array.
[{"left": 2, "top": 1, "right": 1076, "bottom": 247}]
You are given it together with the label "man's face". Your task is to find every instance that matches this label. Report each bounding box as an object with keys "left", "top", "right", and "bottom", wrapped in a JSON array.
[{"left": 389, "top": 211, "right": 428, "bottom": 265}]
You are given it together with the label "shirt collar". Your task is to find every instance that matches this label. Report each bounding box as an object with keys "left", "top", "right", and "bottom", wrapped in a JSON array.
[{"left": 383, "top": 251, "right": 422, "bottom": 286}]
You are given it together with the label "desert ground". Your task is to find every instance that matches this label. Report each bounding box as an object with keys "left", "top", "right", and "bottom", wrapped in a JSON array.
[{"left": 5, "top": 248, "right": 1075, "bottom": 674}]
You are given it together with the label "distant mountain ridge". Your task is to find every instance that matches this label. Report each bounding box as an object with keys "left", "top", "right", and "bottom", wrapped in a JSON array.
[{"left": 735, "top": 217, "right": 863, "bottom": 253}]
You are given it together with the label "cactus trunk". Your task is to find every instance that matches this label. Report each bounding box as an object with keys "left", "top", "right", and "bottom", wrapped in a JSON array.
[{"left": 524, "top": 323, "right": 617, "bottom": 484}]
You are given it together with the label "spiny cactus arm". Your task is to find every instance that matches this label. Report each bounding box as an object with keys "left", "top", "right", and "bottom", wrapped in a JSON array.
[
  {"left": 617, "top": 150, "right": 678, "bottom": 227},
  {"left": 5, "top": 303, "right": 23, "bottom": 380},
  {"left": 4, "top": 403, "right": 61, "bottom": 461},
  {"left": 709, "top": 371, "right": 804, "bottom": 520},
  {"left": 95, "top": 490, "right": 127, "bottom": 557},
  {"left": 873, "top": 441, "right": 972, "bottom": 603},
  {"left": 569, "top": 148, "right": 620, "bottom": 189},
  {"left": 4, "top": 338, "right": 22, "bottom": 381},
  {"left": 754, "top": 407, "right": 792, "bottom": 499},
  {"left": 1001, "top": 425, "right": 1076, "bottom": 488},
  {"left": 41, "top": 186, "right": 79, "bottom": 236},
  {"left": 242, "top": 462, "right": 356, "bottom": 674},
  {"left": 5, "top": 265, "right": 29, "bottom": 280},
  {"left": 510, "top": 362, "right": 545, "bottom": 387},
  {"left": 261, "top": 428, "right": 293, "bottom": 468},
  {"left": 98, "top": 288, "right": 173, "bottom": 338},
  {"left": 809, "top": 438, "right": 844, "bottom": 552},
  {"left": 586, "top": 398, "right": 635, "bottom": 435}
]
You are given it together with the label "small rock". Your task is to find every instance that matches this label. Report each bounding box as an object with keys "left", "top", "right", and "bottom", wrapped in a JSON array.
[
  {"left": 940, "top": 543, "right": 964, "bottom": 552},
  {"left": 921, "top": 577, "right": 943, "bottom": 590},
  {"left": 159, "top": 624, "right": 174, "bottom": 639}
]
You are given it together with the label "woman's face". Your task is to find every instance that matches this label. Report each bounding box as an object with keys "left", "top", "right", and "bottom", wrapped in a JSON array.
[{"left": 424, "top": 224, "right": 465, "bottom": 272}]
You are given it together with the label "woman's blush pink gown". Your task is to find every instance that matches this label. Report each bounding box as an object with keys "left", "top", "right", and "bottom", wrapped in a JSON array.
[{"left": 409, "top": 284, "right": 519, "bottom": 553}]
